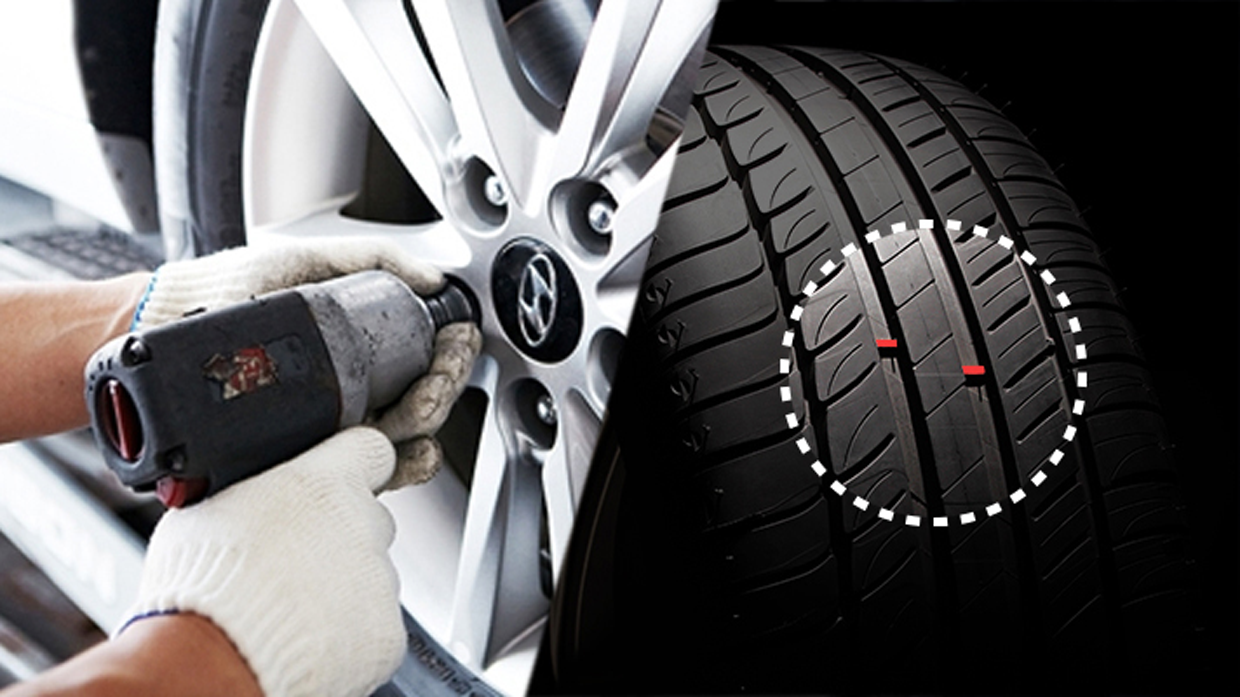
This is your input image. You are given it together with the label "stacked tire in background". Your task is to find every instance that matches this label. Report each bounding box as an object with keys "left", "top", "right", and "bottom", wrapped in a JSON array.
[{"left": 594, "top": 46, "right": 1198, "bottom": 693}]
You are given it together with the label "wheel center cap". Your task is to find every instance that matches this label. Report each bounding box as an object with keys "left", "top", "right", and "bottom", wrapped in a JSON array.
[{"left": 493, "top": 239, "right": 582, "bottom": 362}]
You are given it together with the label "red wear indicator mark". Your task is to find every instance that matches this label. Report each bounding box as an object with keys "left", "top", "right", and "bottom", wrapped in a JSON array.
[
  {"left": 962, "top": 365, "right": 986, "bottom": 376},
  {"left": 876, "top": 339, "right": 898, "bottom": 349},
  {"left": 204, "top": 346, "right": 279, "bottom": 400}
]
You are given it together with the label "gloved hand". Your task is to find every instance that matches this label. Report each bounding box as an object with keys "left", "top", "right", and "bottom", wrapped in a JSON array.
[
  {"left": 123, "top": 427, "right": 406, "bottom": 697},
  {"left": 131, "top": 238, "right": 482, "bottom": 487}
]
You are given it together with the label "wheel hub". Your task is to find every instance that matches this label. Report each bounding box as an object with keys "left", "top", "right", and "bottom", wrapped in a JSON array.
[{"left": 492, "top": 238, "right": 582, "bottom": 363}]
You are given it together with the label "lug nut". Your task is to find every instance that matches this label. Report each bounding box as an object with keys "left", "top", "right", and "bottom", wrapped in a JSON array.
[
  {"left": 535, "top": 394, "right": 557, "bottom": 426},
  {"left": 587, "top": 199, "right": 614, "bottom": 235},
  {"left": 484, "top": 175, "right": 508, "bottom": 207}
]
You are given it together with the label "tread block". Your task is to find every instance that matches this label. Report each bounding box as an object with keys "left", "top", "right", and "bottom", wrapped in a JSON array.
[
  {"left": 677, "top": 380, "right": 804, "bottom": 459},
  {"left": 1071, "top": 308, "right": 1144, "bottom": 362},
  {"left": 694, "top": 56, "right": 740, "bottom": 97},
  {"left": 1089, "top": 410, "right": 1174, "bottom": 488},
  {"left": 1007, "top": 360, "right": 1063, "bottom": 441},
  {"left": 744, "top": 151, "right": 815, "bottom": 216},
  {"left": 820, "top": 118, "right": 876, "bottom": 175},
  {"left": 769, "top": 64, "right": 831, "bottom": 101},
  {"left": 1104, "top": 482, "right": 1188, "bottom": 542},
  {"left": 821, "top": 368, "right": 901, "bottom": 478},
  {"left": 897, "top": 282, "right": 953, "bottom": 364},
  {"left": 1024, "top": 228, "right": 1105, "bottom": 267},
  {"left": 975, "top": 138, "right": 1059, "bottom": 183},
  {"left": 647, "top": 181, "right": 750, "bottom": 270},
  {"left": 703, "top": 83, "right": 767, "bottom": 131},
  {"left": 704, "top": 497, "right": 833, "bottom": 586},
  {"left": 664, "top": 136, "right": 731, "bottom": 207},
  {"left": 950, "top": 527, "right": 1021, "bottom": 636},
  {"left": 922, "top": 150, "right": 976, "bottom": 195},
  {"left": 976, "top": 264, "right": 1030, "bottom": 332},
  {"left": 796, "top": 88, "right": 854, "bottom": 135},
  {"left": 658, "top": 319, "right": 787, "bottom": 414},
  {"left": 780, "top": 229, "right": 838, "bottom": 292},
  {"left": 681, "top": 106, "right": 708, "bottom": 151},
  {"left": 638, "top": 227, "right": 765, "bottom": 322},
  {"left": 1043, "top": 265, "right": 1123, "bottom": 307},
  {"left": 727, "top": 551, "right": 839, "bottom": 640},
  {"left": 884, "top": 239, "right": 935, "bottom": 308},
  {"left": 725, "top": 111, "right": 790, "bottom": 170},
  {"left": 926, "top": 389, "right": 987, "bottom": 502},
  {"left": 1113, "top": 537, "right": 1194, "bottom": 601},
  {"left": 953, "top": 110, "right": 1029, "bottom": 143},
  {"left": 1000, "top": 181, "right": 1084, "bottom": 229},
  {"left": 723, "top": 45, "right": 801, "bottom": 75},
  {"left": 803, "top": 285, "right": 866, "bottom": 356},
  {"left": 912, "top": 335, "right": 966, "bottom": 417},
  {"left": 871, "top": 83, "right": 921, "bottom": 114},
  {"left": 1037, "top": 534, "right": 1103, "bottom": 637},
  {"left": 692, "top": 428, "right": 822, "bottom": 531},
  {"left": 894, "top": 108, "right": 947, "bottom": 152},
  {"left": 918, "top": 79, "right": 1002, "bottom": 114},
  {"left": 844, "top": 157, "right": 905, "bottom": 225},
  {"left": 990, "top": 304, "right": 1053, "bottom": 385},
  {"left": 1066, "top": 361, "right": 1160, "bottom": 409},
  {"left": 839, "top": 442, "right": 914, "bottom": 531},
  {"left": 644, "top": 271, "right": 777, "bottom": 362}
]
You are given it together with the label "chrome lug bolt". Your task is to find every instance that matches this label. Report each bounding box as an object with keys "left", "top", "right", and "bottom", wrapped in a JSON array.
[
  {"left": 535, "top": 394, "right": 557, "bottom": 426},
  {"left": 484, "top": 174, "right": 508, "bottom": 207},
  {"left": 587, "top": 199, "right": 614, "bottom": 235}
]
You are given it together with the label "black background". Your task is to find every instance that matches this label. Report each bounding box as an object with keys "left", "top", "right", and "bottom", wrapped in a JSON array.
[{"left": 708, "top": 0, "right": 1238, "bottom": 690}]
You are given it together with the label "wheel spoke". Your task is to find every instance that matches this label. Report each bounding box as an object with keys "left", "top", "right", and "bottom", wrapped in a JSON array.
[
  {"left": 540, "top": 387, "right": 603, "bottom": 584},
  {"left": 409, "top": 0, "right": 549, "bottom": 212},
  {"left": 292, "top": 0, "right": 456, "bottom": 213},
  {"left": 448, "top": 358, "right": 548, "bottom": 670},
  {"left": 248, "top": 206, "right": 470, "bottom": 271},
  {"left": 544, "top": 0, "right": 714, "bottom": 185},
  {"left": 446, "top": 358, "right": 508, "bottom": 669}
]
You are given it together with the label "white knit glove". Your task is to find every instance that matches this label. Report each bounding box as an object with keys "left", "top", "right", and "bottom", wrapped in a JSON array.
[
  {"left": 131, "top": 239, "right": 482, "bottom": 488},
  {"left": 123, "top": 427, "right": 405, "bottom": 697}
]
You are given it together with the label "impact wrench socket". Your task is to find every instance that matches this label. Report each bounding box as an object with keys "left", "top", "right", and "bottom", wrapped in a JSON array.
[{"left": 85, "top": 271, "right": 478, "bottom": 507}]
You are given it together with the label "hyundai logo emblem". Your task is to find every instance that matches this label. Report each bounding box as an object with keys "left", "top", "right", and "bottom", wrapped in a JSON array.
[
  {"left": 519, "top": 253, "right": 557, "bottom": 347},
  {"left": 493, "top": 238, "right": 582, "bottom": 362}
]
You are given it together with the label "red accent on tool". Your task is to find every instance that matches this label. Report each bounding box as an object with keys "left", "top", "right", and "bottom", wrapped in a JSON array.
[
  {"left": 962, "top": 365, "right": 986, "bottom": 376},
  {"left": 103, "top": 379, "right": 143, "bottom": 462},
  {"left": 156, "top": 477, "right": 209, "bottom": 508},
  {"left": 876, "top": 339, "right": 898, "bottom": 348}
]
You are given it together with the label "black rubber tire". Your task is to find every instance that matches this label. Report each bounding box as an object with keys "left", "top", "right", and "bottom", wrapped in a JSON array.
[
  {"left": 580, "top": 46, "right": 1200, "bottom": 694},
  {"left": 153, "top": 0, "right": 264, "bottom": 259}
]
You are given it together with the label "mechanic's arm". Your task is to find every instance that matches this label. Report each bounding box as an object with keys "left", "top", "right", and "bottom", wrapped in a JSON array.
[
  {"left": 0, "top": 613, "right": 261, "bottom": 697},
  {"left": 0, "top": 273, "right": 149, "bottom": 442}
]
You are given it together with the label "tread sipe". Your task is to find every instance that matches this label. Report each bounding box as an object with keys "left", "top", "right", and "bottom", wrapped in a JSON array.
[{"left": 610, "top": 46, "right": 1198, "bottom": 694}]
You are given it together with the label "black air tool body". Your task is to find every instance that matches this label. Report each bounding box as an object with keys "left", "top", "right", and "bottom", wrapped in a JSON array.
[{"left": 85, "top": 271, "right": 476, "bottom": 507}]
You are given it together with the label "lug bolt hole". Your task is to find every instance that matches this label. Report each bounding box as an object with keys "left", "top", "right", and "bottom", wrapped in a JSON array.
[
  {"left": 463, "top": 158, "right": 507, "bottom": 226},
  {"left": 551, "top": 180, "right": 615, "bottom": 258},
  {"left": 514, "top": 380, "right": 557, "bottom": 451}
]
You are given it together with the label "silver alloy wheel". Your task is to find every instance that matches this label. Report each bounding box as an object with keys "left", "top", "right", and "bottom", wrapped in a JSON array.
[{"left": 239, "top": 1, "right": 715, "bottom": 693}]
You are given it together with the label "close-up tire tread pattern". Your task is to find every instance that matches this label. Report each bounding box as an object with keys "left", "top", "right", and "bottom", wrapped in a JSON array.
[{"left": 616, "top": 45, "right": 1197, "bottom": 693}]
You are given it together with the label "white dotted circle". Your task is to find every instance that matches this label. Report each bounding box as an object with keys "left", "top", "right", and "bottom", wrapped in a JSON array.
[{"left": 780, "top": 219, "right": 1086, "bottom": 528}]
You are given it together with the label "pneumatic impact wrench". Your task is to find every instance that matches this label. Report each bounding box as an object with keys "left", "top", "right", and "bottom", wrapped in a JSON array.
[{"left": 85, "top": 271, "right": 477, "bottom": 508}]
